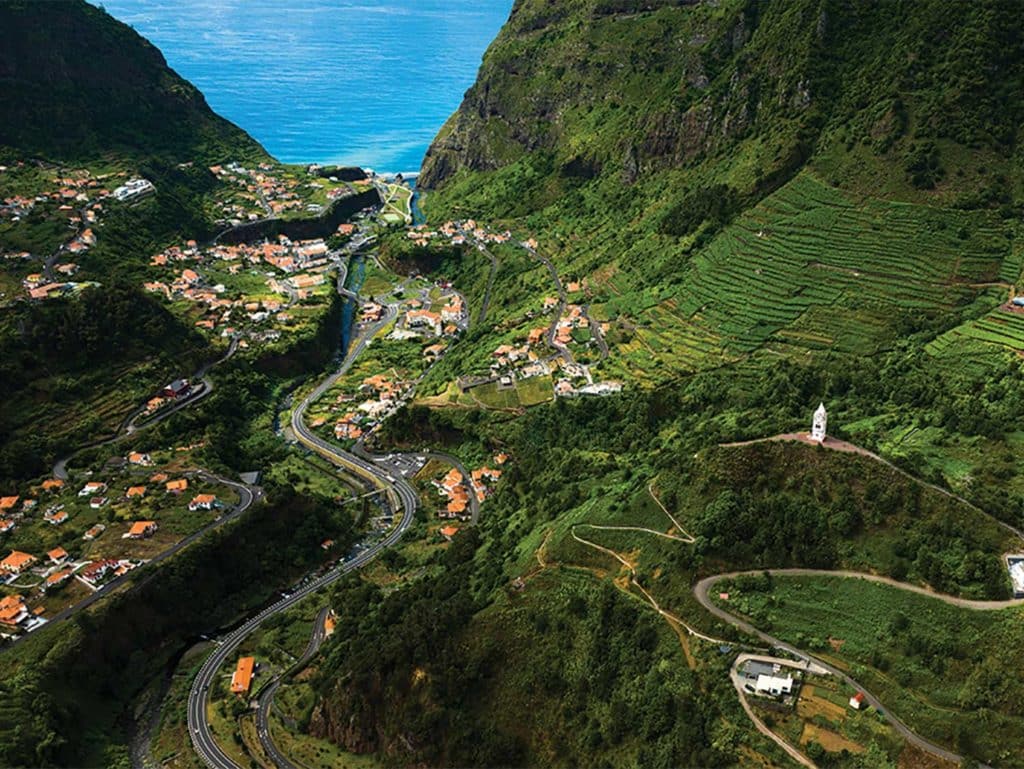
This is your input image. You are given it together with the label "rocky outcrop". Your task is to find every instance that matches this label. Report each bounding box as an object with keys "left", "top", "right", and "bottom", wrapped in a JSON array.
[{"left": 420, "top": 0, "right": 1024, "bottom": 195}]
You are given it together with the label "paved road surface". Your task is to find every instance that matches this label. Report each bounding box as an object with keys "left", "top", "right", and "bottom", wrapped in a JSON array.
[
  {"left": 187, "top": 492, "right": 413, "bottom": 769},
  {"left": 694, "top": 570, "right": 1010, "bottom": 768},
  {"left": 523, "top": 244, "right": 573, "bottom": 366},
  {"left": 53, "top": 337, "right": 240, "bottom": 480},
  {"left": 189, "top": 290, "right": 417, "bottom": 769},
  {"left": 255, "top": 607, "right": 331, "bottom": 769}
]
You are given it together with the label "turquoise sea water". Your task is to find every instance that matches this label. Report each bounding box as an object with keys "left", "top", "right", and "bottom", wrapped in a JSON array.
[{"left": 97, "top": 0, "right": 511, "bottom": 172}]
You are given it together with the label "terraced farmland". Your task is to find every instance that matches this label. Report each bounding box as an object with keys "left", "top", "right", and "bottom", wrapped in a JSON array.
[
  {"left": 664, "top": 172, "right": 1011, "bottom": 363},
  {"left": 927, "top": 308, "right": 1024, "bottom": 375}
]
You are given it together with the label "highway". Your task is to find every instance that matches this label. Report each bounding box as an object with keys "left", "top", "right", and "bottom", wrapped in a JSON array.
[
  {"left": 188, "top": 291, "right": 418, "bottom": 769},
  {"left": 254, "top": 608, "right": 331, "bottom": 769},
  {"left": 187, "top": 486, "right": 414, "bottom": 769}
]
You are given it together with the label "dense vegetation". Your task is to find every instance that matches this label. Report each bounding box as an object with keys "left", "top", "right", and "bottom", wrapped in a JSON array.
[
  {"left": 0, "top": 284, "right": 212, "bottom": 480},
  {"left": 313, "top": 519, "right": 734, "bottom": 768},
  {"left": 2, "top": 0, "right": 1024, "bottom": 766},
  {"left": 0, "top": 1, "right": 263, "bottom": 163},
  {"left": 312, "top": 347, "right": 1020, "bottom": 763}
]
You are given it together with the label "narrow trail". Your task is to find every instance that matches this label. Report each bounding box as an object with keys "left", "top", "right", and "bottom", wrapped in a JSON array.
[
  {"left": 569, "top": 452, "right": 1022, "bottom": 768},
  {"left": 567, "top": 485, "right": 729, "bottom": 646},
  {"left": 730, "top": 653, "right": 822, "bottom": 769},
  {"left": 647, "top": 481, "right": 695, "bottom": 542},
  {"left": 698, "top": 434, "right": 1024, "bottom": 768}
]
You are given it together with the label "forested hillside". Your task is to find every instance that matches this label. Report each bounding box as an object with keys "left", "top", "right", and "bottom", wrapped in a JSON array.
[{"left": 0, "top": 1, "right": 264, "bottom": 163}]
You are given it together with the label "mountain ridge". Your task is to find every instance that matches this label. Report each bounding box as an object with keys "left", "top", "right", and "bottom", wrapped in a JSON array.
[{"left": 0, "top": 0, "right": 266, "bottom": 163}]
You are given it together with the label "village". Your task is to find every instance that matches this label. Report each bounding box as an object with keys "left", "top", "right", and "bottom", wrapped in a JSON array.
[
  {"left": 0, "top": 160, "right": 154, "bottom": 302},
  {"left": 0, "top": 449, "right": 234, "bottom": 639},
  {"left": 140, "top": 226, "right": 359, "bottom": 348},
  {"left": 404, "top": 218, "right": 622, "bottom": 403},
  {"left": 304, "top": 268, "right": 469, "bottom": 448},
  {"left": 0, "top": 158, "right": 370, "bottom": 306},
  {"left": 206, "top": 160, "right": 363, "bottom": 225}
]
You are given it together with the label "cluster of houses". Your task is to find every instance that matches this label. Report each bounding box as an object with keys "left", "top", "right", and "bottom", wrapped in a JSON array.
[
  {"left": 553, "top": 303, "right": 589, "bottom": 347},
  {"left": 0, "top": 461, "right": 227, "bottom": 636},
  {"left": 321, "top": 372, "right": 408, "bottom": 442},
  {"left": 208, "top": 161, "right": 348, "bottom": 224},
  {"left": 143, "top": 234, "right": 335, "bottom": 341},
  {"left": 0, "top": 166, "right": 120, "bottom": 228},
  {"left": 144, "top": 378, "right": 193, "bottom": 415},
  {"left": 395, "top": 293, "right": 466, "bottom": 340},
  {"left": 0, "top": 543, "right": 139, "bottom": 636},
  {"left": 404, "top": 219, "right": 513, "bottom": 249},
  {"left": 147, "top": 233, "right": 331, "bottom": 279},
  {"left": 1, "top": 164, "right": 157, "bottom": 299},
  {"left": 431, "top": 455, "right": 507, "bottom": 520}
]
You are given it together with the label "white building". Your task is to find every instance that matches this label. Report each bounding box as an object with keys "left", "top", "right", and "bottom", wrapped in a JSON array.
[
  {"left": 113, "top": 178, "right": 155, "bottom": 202},
  {"left": 1009, "top": 557, "right": 1024, "bottom": 597},
  {"left": 811, "top": 402, "right": 827, "bottom": 442},
  {"left": 754, "top": 674, "right": 793, "bottom": 696}
]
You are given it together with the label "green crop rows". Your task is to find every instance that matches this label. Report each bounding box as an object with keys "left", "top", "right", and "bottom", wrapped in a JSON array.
[{"left": 659, "top": 173, "right": 1010, "bottom": 364}]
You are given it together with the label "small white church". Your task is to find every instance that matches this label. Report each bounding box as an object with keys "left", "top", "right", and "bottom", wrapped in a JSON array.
[{"left": 811, "top": 403, "right": 827, "bottom": 442}]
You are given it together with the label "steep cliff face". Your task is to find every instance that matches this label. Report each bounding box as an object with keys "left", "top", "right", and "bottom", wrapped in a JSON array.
[
  {"left": 421, "top": 0, "right": 1024, "bottom": 198},
  {"left": 0, "top": 0, "right": 265, "bottom": 162}
]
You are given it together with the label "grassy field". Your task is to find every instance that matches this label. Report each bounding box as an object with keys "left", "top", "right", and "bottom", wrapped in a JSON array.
[
  {"left": 712, "top": 575, "right": 1024, "bottom": 767},
  {"left": 468, "top": 375, "right": 554, "bottom": 410}
]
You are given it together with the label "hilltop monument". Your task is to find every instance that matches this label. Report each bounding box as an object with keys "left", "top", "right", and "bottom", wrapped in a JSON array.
[{"left": 811, "top": 403, "right": 827, "bottom": 442}]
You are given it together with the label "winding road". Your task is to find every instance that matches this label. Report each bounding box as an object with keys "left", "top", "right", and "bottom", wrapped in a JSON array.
[
  {"left": 53, "top": 337, "right": 240, "bottom": 481},
  {"left": 523, "top": 243, "right": 574, "bottom": 366},
  {"left": 188, "top": 265, "right": 426, "bottom": 769},
  {"left": 694, "top": 569, "right": 1023, "bottom": 768},
  {"left": 254, "top": 608, "right": 331, "bottom": 769}
]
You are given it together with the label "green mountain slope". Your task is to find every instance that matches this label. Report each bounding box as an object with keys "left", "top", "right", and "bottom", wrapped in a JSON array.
[
  {"left": 422, "top": 0, "right": 1023, "bottom": 199},
  {"left": 0, "top": 0, "right": 264, "bottom": 163},
  {"left": 302, "top": 3, "right": 1024, "bottom": 768}
]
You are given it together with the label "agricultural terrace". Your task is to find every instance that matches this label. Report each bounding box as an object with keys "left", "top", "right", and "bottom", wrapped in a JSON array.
[
  {"left": 763, "top": 673, "right": 905, "bottom": 769},
  {"left": 598, "top": 172, "right": 1014, "bottom": 382},
  {"left": 711, "top": 575, "right": 1024, "bottom": 767},
  {"left": 927, "top": 307, "right": 1024, "bottom": 376}
]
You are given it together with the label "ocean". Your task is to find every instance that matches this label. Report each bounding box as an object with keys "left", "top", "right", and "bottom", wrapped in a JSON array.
[{"left": 97, "top": 0, "right": 512, "bottom": 173}]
